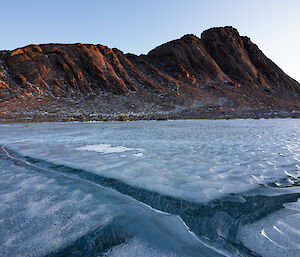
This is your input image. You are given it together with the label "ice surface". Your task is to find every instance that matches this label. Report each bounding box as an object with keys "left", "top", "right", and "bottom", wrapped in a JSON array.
[
  {"left": 0, "top": 119, "right": 300, "bottom": 256},
  {"left": 0, "top": 119, "right": 299, "bottom": 203}
]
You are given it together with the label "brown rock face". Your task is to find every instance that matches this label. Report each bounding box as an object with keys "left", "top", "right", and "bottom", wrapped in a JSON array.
[
  {"left": 0, "top": 26, "right": 299, "bottom": 120},
  {"left": 201, "top": 27, "right": 300, "bottom": 93}
]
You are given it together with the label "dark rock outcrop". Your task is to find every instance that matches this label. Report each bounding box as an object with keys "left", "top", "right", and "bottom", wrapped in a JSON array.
[{"left": 0, "top": 26, "right": 299, "bottom": 121}]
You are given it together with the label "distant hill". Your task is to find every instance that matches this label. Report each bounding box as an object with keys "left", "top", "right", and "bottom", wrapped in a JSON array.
[{"left": 0, "top": 26, "right": 299, "bottom": 122}]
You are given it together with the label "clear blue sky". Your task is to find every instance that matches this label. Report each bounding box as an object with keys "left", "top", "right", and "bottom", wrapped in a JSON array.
[{"left": 1, "top": 0, "right": 299, "bottom": 82}]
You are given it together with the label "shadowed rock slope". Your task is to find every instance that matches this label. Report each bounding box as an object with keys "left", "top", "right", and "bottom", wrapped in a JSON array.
[{"left": 0, "top": 26, "right": 299, "bottom": 121}]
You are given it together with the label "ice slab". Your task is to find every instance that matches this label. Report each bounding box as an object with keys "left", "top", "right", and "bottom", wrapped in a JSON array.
[{"left": 0, "top": 155, "right": 222, "bottom": 257}]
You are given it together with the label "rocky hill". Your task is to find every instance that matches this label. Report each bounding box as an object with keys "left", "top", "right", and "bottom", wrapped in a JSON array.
[{"left": 0, "top": 26, "right": 299, "bottom": 122}]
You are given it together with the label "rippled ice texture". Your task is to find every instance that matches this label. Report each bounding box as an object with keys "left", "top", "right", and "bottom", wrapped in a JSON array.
[
  {"left": 238, "top": 205, "right": 300, "bottom": 257},
  {"left": 1, "top": 119, "right": 299, "bottom": 202}
]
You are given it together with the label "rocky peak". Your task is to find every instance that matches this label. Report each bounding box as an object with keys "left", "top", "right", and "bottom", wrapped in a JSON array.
[{"left": 202, "top": 26, "right": 240, "bottom": 37}]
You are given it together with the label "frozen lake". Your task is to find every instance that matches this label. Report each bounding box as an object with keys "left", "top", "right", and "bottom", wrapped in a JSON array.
[{"left": 0, "top": 119, "right": 299, "bottom": 256}]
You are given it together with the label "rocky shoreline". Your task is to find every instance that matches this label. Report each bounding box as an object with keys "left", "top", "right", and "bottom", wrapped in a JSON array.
[{"left": 1, "top": 108, "right": 299, "bottom": 123}]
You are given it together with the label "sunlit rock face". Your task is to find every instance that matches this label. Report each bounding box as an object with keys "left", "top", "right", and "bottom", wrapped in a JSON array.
[{"left": 0, "top": 26, "right": 300, "bottom": 121}]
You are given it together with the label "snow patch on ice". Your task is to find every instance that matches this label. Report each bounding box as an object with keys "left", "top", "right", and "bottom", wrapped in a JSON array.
[
  {"left": 102, "top": 238, "right": 179, "bottom": 257},
  {"left": 76, "top": 144, "right": 144, "bottom": 154},
  {"left": 133, "top": 153, "right": 144, "bottom": 157}
]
